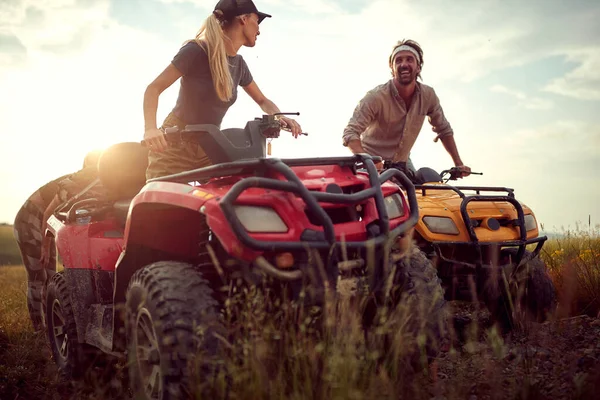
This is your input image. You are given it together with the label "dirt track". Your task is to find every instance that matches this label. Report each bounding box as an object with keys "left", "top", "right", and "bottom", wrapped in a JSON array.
[{"left": 426, "top": 302, "right": 600, "bottom": 400}]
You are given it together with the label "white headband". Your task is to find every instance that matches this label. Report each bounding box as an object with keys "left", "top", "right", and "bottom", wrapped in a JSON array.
[{"left": 390, "top": 45, "right": 421, "bottom": 64}]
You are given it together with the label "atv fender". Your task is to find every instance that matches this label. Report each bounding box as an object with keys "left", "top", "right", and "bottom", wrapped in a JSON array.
[
  {"left": 114, "top": 201, "right": 208, "bottom": 304},
  {"left": 111, "top": 199, "right": 212, "bottom": 350}
]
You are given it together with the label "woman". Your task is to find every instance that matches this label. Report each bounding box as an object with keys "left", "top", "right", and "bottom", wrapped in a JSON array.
[{"left": 143, "top": 0, "right": 301, "bottom": 179}]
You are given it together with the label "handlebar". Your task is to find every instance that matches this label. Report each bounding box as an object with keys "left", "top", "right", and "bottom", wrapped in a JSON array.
[
  {"left": 142, "top": 114, "right": 307, "bottom": 146},
  {"left": 281, "top": 126, "right": 308, "bottom": 136},
  {"left": 274, "top": 112, "right": 308, "bottom": 136},
  {"left": 441, "top": 167, "right": 482, "bottom": 182}
]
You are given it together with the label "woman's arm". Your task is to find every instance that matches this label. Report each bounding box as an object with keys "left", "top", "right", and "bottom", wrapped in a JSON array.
[
  {"left": 242, "top": 81, "right": 303, "bottom": 137},
  {"left": 143, "top": 64, "right": 183, "bottom": 151}
]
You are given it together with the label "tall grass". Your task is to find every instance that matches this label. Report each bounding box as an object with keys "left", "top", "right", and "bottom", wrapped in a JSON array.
[
  {"left": 0, "top": 224, "right": 21, "bottom": 266},
  {"left": 0, "top": 266, "right": 61, "bottom": 399},
  {"left": 188, "top": 275, "right": 444, "bottom": 399},
  {"left": 1, "top": 229, "right": 599, "bottom": 399},
  {"left": 540, "top": 226, "right": 600, "bottom": 317}
]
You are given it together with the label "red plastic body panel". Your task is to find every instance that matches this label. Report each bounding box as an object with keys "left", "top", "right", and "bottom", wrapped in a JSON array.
[
  {"left": 50, "top": 162, "right": 414, "bottom": 270},
  {"left": 50, "top": 216, "right": 123, "bottom": 271}
]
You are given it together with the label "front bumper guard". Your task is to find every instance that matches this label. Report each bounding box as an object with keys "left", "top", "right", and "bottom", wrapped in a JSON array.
[
  {"left": 151, "top": 154, "right": 419, "bottom": 282},
  {"left": 416, "top": 186, "right": 547, "bottom": 273},
  {"left": 432, "top": 235, "right": 547, "bottom": 271},
  {"left": 219, "top": 155, "right": 419, "bottom": 252}
]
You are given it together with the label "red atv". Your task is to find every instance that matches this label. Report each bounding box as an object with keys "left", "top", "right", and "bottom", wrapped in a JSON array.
[{"left": 44, "top": 114, "right": 444, "bottom": 398}]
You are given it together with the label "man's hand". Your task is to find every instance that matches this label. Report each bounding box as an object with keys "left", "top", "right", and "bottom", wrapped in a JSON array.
[
  {"left": 455, "top": 165, "right": 471, "bottom": 178},
  {"left": 347, "top": 139, "right": 366, "bottom": 155},
  {"left": 375, "top": 161, "right": 383, "bottom": 171}
]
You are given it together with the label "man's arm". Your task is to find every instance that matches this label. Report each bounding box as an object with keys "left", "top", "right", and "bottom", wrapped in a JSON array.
[
  {"left": 428, "top": 88, "right": 471, "bottom": 176},
  {"left": 342, "top": 92, "right": 378, "bottom": 154},
  {"left": 439, "top": 135, "right": 464, "bottom": 167},
  {"left": 427, "top": 89, "right": 454, "bottom": 144},
  {"left": 346, "top": 139, "right": 366, "bottom": 154}
]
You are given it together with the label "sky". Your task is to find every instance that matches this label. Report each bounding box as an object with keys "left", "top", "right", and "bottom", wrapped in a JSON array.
[{"left": 0, "top": 0, "right": 599, "bottom": 231}]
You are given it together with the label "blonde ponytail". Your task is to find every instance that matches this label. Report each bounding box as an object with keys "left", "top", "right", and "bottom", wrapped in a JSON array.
[{"left": 193, "top": 14, "right": 233, "bottom": 102}]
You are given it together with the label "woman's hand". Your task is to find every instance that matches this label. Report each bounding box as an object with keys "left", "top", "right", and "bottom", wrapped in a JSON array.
[
  {"left": 278, "top": 117, "right": 302, "bottom": 138},
  {"left": 144, "top": 128, "right": 169, "bottom": 152}
]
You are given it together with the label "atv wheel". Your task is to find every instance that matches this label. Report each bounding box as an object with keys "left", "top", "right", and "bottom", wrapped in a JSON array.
[
  {"left": 45, "top": 272, "right": 99, "bottom": 379},
  {"left": 125, "top": 261, "right": 224, "bottom": 400},
  {"left": 363, "top": 245, "right": 448, "bottom": 371},
  {"left": 483, "top": 249, "right": 557, "bottom": 332}
]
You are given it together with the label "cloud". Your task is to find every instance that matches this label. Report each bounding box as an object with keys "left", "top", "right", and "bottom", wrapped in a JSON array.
[
  {"left": 494, "top": 120, "right": 600, "bottom": 228},
  {"left": 0, "top": 32, "right": 26, "bottom": 52},
  {"left": 544, "top": 48, "right": 600, "bottom": 101},
  {"left": 0, "top": 0, "right": 180, "bottom": 222},
  {"left": 490, "top": 84, "right": 554, "bottom": 110},
  {"left": 116, "top": 0, "right": 600, "bottom": 91},
  {"left": 0, "top": 0, "right": 111, "bottom": 61},
  {"left": 0, "top": 33, "right": 27, "bottom": 66},
  {"left": 156, "top": 0, "right": 343, "bottom": 14},
  {"left": 500, "top": 121, "right": 600, "bottom": 169}
]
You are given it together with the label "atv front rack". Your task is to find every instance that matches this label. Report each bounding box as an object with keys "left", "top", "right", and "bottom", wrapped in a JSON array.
[
  {"left": 149, "top": 154, "right": 419, "bottom": 251},
  {"left": 417, "top": 183, "right": 547, "bottom": 270}
]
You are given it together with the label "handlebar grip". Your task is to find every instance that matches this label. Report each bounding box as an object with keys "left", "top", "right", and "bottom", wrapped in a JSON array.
[{"left": 281, "top": 126, "right": 308, "bottom": 136}]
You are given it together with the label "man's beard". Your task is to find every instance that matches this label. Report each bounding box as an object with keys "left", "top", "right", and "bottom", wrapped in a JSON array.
[{"left": 396, "top": 68, "right": 415, "bottom": 85}]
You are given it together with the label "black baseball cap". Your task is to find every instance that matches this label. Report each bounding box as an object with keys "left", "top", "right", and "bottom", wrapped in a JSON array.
[{"left": 214, "top": 0, "right": 272, "bottom": 24}]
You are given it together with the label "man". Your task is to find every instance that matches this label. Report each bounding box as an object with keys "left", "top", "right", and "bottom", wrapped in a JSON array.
[
  {"left": 342, "top": 39, "right": 471, "bottom": 178},
  {"left": 13, "top": 150, "right": 102, "bottom": 331}
]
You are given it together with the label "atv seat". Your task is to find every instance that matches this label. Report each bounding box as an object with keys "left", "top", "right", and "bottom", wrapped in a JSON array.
[
  {"left": 415, "top": 167, "right": 443, "bottom": 184},
  {"left": 97, "top": 142, "right": 149, "bottom": 225},
  {"left": 183, "top": 122, "right": 268, "bottom": 164}
]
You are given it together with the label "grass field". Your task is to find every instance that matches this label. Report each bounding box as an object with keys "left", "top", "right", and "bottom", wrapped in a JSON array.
[
  {"left": 0, "top": 224, "right": 21, "bottom": 266},
  {"left": 541, "top": 227, "right": 600, "bottom": 318},
  {"left": 0, "top": 227, "right": 599, "bottom": 399},
  {"left": 0, "top": 265, "right": 67, "bottom": 399}
]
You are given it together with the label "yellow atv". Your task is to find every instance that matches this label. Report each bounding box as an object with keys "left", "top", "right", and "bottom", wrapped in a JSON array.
[{"left": 386, "top": 163, "right": 557, "bottom": 332}]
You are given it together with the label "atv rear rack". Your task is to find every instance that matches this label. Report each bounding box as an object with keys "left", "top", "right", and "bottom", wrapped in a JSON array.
[{"left": 149, "top": 154, "right": 419, "bottom": 251}]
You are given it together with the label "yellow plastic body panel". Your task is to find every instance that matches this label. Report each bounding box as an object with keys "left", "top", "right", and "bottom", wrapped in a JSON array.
[{"left": 412, "top": 184, "right": 540, "bottom": 242}]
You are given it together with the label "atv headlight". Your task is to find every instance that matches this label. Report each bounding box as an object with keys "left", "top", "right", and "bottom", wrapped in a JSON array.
[
  {"left": 422, "top": 216, "right": 459, "bottom": 235},
  {"left": 384, "top": 193, "right": 405, "bottom": 219},
  {"left": 234, "top": 206, "right": 288, "bottom": 233},
  {"left": 524, "top": 214, "right": 537, "bottom": 231}
]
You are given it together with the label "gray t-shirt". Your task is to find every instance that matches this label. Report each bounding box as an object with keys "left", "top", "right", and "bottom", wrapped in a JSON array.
[{"left": 171, "top": 41, "right": 253, "bottom": 127}]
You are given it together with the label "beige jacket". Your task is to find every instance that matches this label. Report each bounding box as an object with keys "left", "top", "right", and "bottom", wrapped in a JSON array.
[{"left": 342, "top": 81, "right": 454, "bottom": 162}]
